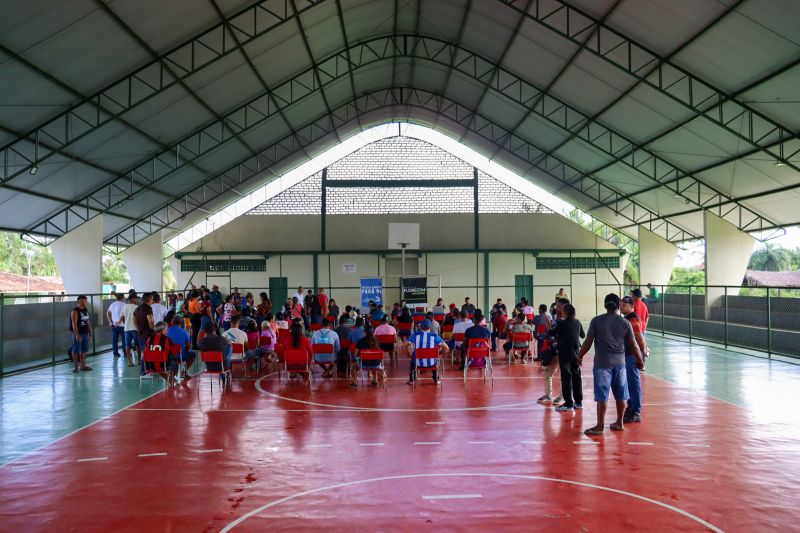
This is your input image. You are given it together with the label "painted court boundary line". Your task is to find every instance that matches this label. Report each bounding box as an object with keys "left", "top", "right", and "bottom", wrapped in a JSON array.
[
  {"left": 422, "top": 494, "right": 482, "bottom": 500},
  {"left": 219, "top": 473, "right": 725, "bottom": 532}
]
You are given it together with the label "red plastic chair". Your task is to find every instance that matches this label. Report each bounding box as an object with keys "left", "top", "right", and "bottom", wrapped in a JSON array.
[
  {"left": 412, "top": 315, "right": 425, "bottom": 324},
  {"left": 465, "top": 338, "right": 492, "bottom": 386},
  {"left": 370, "top": 319, "right": 382, "bottom": 328},
  {"left": 510, "top": 331, "right": 534, "bottom": 364},
  {"left": 412, "top": 347, "right": 442, "bottom": 388},
  {"left": 397, "top": 322, "right": 414, "bottom": 339},
  {"left": 525, "top": 313, "right": 534, "bottom": 322},
  {"left": 282, "top": 348, "right": 311, "bottom": 386},
  {"left": 357, "top": 348, "right": 387, "bottom": 389},
  {"left": 441, "top": 323, "right": 454, "bottom": 341},
  {"left": 200, "top": 351, "right": 231, "bottom": 392},
  {"left": 326, "top": 314, "right": 337, "bottom": 323},
  {"left": 312, "top": 343, "right": 336, "bottom": 378},
  {"left": 377, "top": 334, "right": 396, "bottom": 347},
  {"left": 230, "top": 342, "right": 247, "bottom": 377},
  {"left": 141, "top": 348, "right": 171, "bottom": 388},
  {"left": 309, "top": 323, "right": 323, "bottom": 332},
  {"left": 433, "top": 313, "right": 445, "bottom": 323}
]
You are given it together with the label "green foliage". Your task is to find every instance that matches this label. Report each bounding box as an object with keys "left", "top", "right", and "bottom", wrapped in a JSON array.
[
  {"left": 102, "top": 254, "right": 129, "bottom": 283},
  {"left": 666, "top": 267, "right": 706, "bottom": 294},
  {"left": 0, "top": 232, "right": 58, "bottom": 277},
  {"left": 747, "top": 243, "right": 798, "bottom": 272}
]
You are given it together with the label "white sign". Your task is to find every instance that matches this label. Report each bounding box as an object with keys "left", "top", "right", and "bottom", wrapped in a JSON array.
[{"left": 342, "top": 263, "right": 357, "bottom": 274}]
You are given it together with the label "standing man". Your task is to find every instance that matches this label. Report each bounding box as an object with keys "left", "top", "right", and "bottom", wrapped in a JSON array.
[
  {"left": 645, "top": 283, "right": 660, "bottom": 306},
  {"left": 209, "top": 285, "right": 222, "bottom": 322},
  {"left": 292, "top": 286, "right": 305, "bottom": 305},
  {"left": 317, "top": 288, "right": 329, "bottom": 315},
  {"left": 70, "top": 295, "right": 93, "bottom": 373},
  {"left": 123, "top": 292, "right": 140, "bottom": 367},
  {"left": 554, "top": 287, "right": 570, "bottom": 302},
  {"left": 134, "top": 292, "right": 156, "bottom": 374},
  {"left": 578, "top": 294, "right": 644, "bottom": 436},
  {"left": 151, "top": 292, "right": 169, "bottom": 324},
  {"left": 106, "top": 292, "right": 126, "bottom": 358},
  {"left": 631, "top": 289, "right": 649, "bottom": 334},
  {"left": 552, "top": 304, "right": 585, "bottom": 411},
  {"left": 620, "top": 296, "right": 649, "bottom": 424}
]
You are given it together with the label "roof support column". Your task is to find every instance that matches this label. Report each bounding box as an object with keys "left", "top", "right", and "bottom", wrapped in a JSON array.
[
  {"left": 50, "top": 215, "right": 103, "bottom": 296},
  {"left": 638, "top": 227, "right": 678, "bottom": 291},
  {"left": 704, "top": 212, "right": 755, "bottom": 319},
  {"left": 122, "top": 232, "right": 164, "bottom": 293}
]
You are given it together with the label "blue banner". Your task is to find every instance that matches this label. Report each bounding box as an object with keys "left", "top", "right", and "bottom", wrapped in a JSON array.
[{"left": 360, "top": 278, "right": 383, "bottom": 307}]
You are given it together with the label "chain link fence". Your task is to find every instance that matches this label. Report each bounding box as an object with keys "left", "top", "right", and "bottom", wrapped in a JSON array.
[{"left": 2, "top": 282, "right": 798, "bottom": 375}]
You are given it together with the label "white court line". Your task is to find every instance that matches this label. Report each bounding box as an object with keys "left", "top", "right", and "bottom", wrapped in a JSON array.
[
  {"left": 574, "top": 441, "right": 600, "bottom": 445},
  {"left": 520, "top": 441, "right": 543, "bottom": 445},
  {"left": 77, "top": 457, "right": 108, "bottom": 462},
  {"left": 220, "top": 473, "right": 725, "bottom": 533},
  {"left": 414, "top": 442, "right": 441, "bottom": 445},
  {"left": 426, "top": 421, "right": 445, "bottom": 425},
  {"left": 359, "top": 443, "right": 384, "bottom": 447},
  {"left": 468, "top": 441, "right": 494, "bottom": 445},
  {"left": 627, "top": 442, "right": 654, "bottom": 446},
  {"left": 138, "top": 452, "right": 168, "bottom": 457},
  {"left": 195, "top": 449, "right": 224, "bottom": 454},
  {"left": 307, "top": 444, "right": 333, "bottom": 448},
  {"left": 684, "top": 444, "right": 711, "bottom": 448},
  {"left": 423, "top": 494, "right": 482, "bottom": 500}
]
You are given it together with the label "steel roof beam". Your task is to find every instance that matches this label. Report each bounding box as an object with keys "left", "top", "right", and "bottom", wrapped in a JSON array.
[
  {"left": 106, "top": 87, "right": 694, "bottom": 248},
  {"left": 0, "top": 0, "right": 325, "bottom": 183},
  {"left": 334, "top": 0, "right": 363, "bottom": 132},
  {"left": 457, "top": 0, "right": 531, "bottom": 143},
  {"left": 496, "top": 0, "right": 800, "bottom": 185}
]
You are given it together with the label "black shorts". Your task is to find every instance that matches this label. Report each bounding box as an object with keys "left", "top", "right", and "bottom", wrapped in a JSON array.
[{"left": 380, "top": 343, "right": 395, "bottom": 352}]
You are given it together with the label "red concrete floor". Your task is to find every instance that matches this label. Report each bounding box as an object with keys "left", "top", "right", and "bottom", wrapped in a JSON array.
[{"left": 1, "top": 355, "right": 799, "bottom": 532}]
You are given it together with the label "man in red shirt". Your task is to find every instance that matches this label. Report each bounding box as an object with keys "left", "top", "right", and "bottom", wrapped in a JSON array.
[
  {"left": 621, "top": 296, "right": 649, "bottom": 423},
  {"left": 631, "top": 289, "right": 649, "bottom": 333},
  {"left": 317, "top": 288, "right": 329, "bottom": 313}
]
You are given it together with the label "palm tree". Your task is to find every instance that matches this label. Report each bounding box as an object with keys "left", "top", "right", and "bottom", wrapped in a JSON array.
[{"left": 748, "top": 243, "right": 791, "bottom": 272}]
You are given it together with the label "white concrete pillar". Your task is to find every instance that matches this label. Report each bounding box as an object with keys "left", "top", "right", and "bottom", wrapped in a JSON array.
[
  {"left": 50, "top": 215, "right": 103, "bottom": 295},
  {"left": 704, "top": 212, "right": 756, "bottom": 316},
  {"left": 122, "top": 232, "right": 163, "bottom": 293},
  {"left": 638, "top": 227, "right": 678, "bottom": 290}
]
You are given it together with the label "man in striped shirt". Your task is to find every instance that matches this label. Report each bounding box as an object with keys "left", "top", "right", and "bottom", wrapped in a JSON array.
[{"left": 406, "top": 319, "right": 449, "bottom": 386}]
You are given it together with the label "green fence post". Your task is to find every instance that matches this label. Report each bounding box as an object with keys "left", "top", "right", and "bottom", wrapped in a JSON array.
[
  {"left": 51, "top": 295, "right": 57, "bottom": 364},
  {"left": 660, "top": 285, "right": 665, "bottom": 337},
  {"left": 767, "top": 289, "right": 772, "bottom": 359},
  {"left": 688, "top": 285, "right": 693, "bottom": 343},
  {"left": 0, "top": 293, "right": 4, "bottom": 376},
  {"left": 91, "top": 294, "right": 97, "bottom": 356},
  {"left": 723, "top": 286, "right": 728, "bottom": 348}
]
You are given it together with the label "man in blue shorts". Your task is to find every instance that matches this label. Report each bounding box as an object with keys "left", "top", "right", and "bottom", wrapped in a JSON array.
[{"left": 578, "top": 293, "right": 644, "bottom": 436}]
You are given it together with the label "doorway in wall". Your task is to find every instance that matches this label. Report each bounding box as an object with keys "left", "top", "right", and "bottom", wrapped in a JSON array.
[
  {"left": 269, "top": 277, "right": 288, "bottom": 304},
  {"left": 515, "top": 274, "right": 533, "bottom": 304}
]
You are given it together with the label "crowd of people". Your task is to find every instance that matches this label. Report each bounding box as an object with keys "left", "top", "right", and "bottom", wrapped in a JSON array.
[{"left": 76, "top": 283, "right": 652, "bottom": 434}]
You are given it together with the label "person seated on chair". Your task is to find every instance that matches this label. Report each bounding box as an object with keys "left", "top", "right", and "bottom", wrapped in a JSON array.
[
  {"left": 461, "top": 297, "right": 476, "bottom": 317},
  {"left": 198, "top": 321, "right": 232, "bottom": 383},
  {"left": 339, "top": 306, "right": 355, "bottom": 327},
  {"left": 369, "top": 304, "right": 386, "bottom": 323},
  {"left": 503, "top": 313, "right": 533, "bottom": 363},
  {"left": 425, "top": 312, "right": 440, "bottom": 335},
  {"left": 407, "top": 319, "right": 449, "bottom": 386},
  {"left": 166, "top": 314, "right": 196, "bottom": 381},
  {"left": 311, "top": 318, "right": 340, "bottom": 378},
  {"left": 442, "top": 307, "right": 459, "bottom": 328},
  {"left": 281, "top": 322, "right": 313, "bottom": 382},
  {"left": 450, "top": 310, "right": 474, "bottom": 362},
  {"left": 350, "top": 324, "right": 385, "bottom": 389},
  {"left": 224, "top": 316, "right": 255, "bottom": 372},
  {"left": 146, "top": 322, "right": 180, "bottom": 387},
  {"left": 462, "top": 311, "right": 491, "bottom": 371},
  {"left": 374, "top": 315, "right": 398, "bottom": 365},
  {"left": 432, "top": 298, "right": 446, "bottom": 315},
  {"left": 259, "top": 318, "right": 276, "bottom": 368},
  {"left": 520, "top": 298, "right": 535, "bottom": 323},
  {"left": 491, "top": 305, "right": 508, "bottom": 352},
  {"left": 533, "top": 304, "right": 552, "bottom": 357},
  {"left": 396, "top": 307, "right": 414, "bottom": 340}
]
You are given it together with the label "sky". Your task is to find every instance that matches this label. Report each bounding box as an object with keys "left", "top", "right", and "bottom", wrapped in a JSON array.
[{"left": 167, "top": 121, "right": 800, "bottom": 269}]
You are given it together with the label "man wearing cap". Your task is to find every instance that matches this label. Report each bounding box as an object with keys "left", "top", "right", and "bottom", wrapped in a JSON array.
[
  {"left": 578, "top": 293, "right": 644, "bottom": 436},
  {"left": 407, "top": 319, "right": 449, "bottom": 386},
  {"left": 620, "top": 296, "right": 649, "bottom": 424}
]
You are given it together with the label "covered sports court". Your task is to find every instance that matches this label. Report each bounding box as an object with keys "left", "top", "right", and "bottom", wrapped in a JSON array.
[{"left": 2, "top": 1, "right": 800, "bottom": 531}]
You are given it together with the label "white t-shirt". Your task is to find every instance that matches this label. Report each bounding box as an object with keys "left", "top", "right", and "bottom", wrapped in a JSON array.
[
  {"left": 152, "top": 303, "right": 169, "bottom": 324},
  {"left": 224, "top": 327, "right": 248, "bottom": 346},
  {"left": 522, "top": 305, "right": 534, "bottom": 316},
  {"left": 452, "top": 319, "right": 474, "bottom": 346},
  {"left": 123, "top": 303, "right": 138, "bottom": 332},
  {"left": 223, "top": 303, "right": 235, "bottom": 322},
  {"left": 108, "top": 300, "right": 125, "bottom": 326},
  {"left": 292, "top": 291, "right": 305, "bottom": 304}
]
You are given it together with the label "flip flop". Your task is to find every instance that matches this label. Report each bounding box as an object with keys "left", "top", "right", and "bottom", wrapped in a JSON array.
[
  {"left": 584, "top": 428, "right": 604, "bottom": 436},
  {"left": 610, "top": 422, "right": 624, "bottom": 431}
]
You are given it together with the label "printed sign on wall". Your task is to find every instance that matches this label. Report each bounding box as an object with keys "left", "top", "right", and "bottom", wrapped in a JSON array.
[
  {"left": 342, "top": 263, "right": 357, "bottom": 274},
  {"left": 360, "top": 278, "right": 383, "bottom": 307},
  {"left": 401, "top": 277, "right": 427, "bottom": 304}
]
